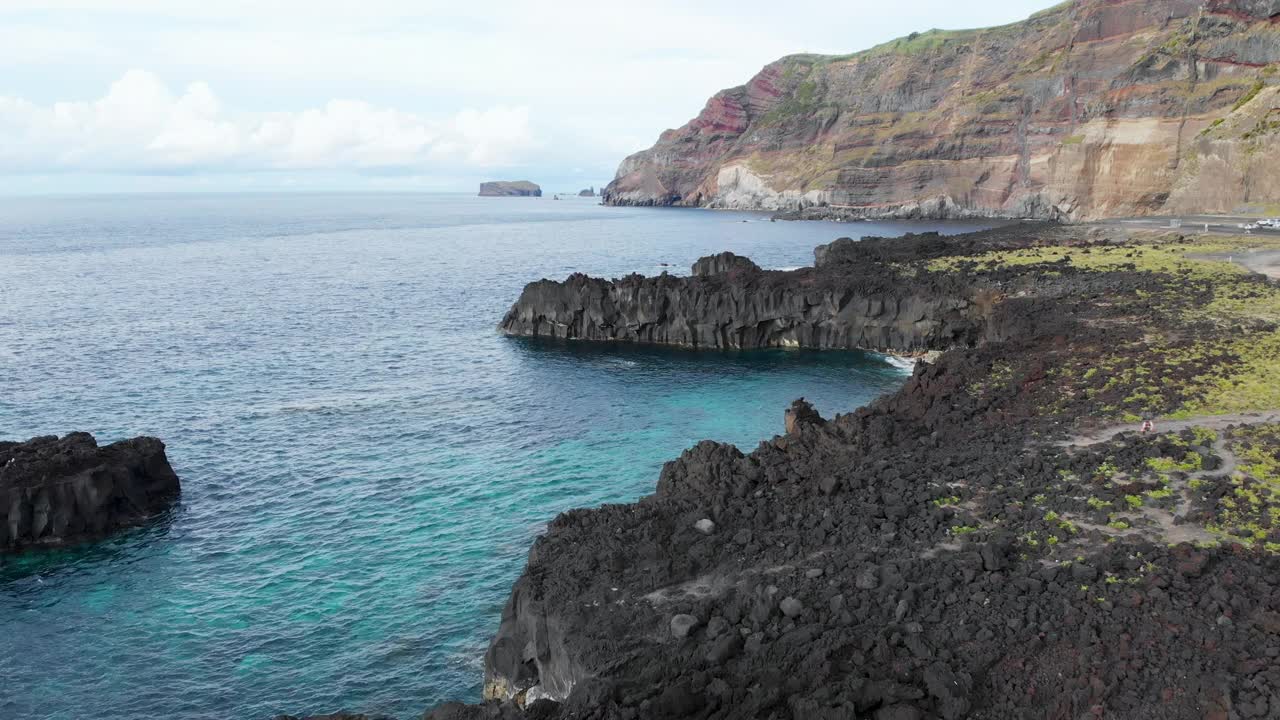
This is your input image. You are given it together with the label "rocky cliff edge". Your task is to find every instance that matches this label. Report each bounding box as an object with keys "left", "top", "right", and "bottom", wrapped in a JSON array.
[{"left": 604, "top": 0, "right": 1280, "bottom": 221}]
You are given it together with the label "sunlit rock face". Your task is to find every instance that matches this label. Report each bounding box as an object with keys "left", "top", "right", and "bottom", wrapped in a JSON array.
[{"left": 604, "top": 0, "right": 1280, "bottom": 220}]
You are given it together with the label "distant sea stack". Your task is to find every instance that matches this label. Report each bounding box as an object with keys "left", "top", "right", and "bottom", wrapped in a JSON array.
[
  {"left": 603, "top": 0, "right": 1280, "bottom": 221},
  {"left": 0, "top": 433, "right": 180, "bottom": 551},
  {"left": 479, "top": 181, "right": 542, "bottom": 197},
  {"left": 578, "top": 187, "right": 596, "bottom": 197}
]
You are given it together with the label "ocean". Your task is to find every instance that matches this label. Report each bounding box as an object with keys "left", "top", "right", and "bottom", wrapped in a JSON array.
[{"left": 0, "top": 193, "right": 997, "bottom": 719}]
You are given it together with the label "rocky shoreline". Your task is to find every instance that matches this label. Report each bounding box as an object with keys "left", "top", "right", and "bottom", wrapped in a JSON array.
[
  {"left": 0, "top": 433, "right": 180, "bottom": 552},
  {"left": 497, "top": 227, "right": 1067, "bottom": 354},
  {"left": 403, "top": 223, "right": 1280, "bottom": 720}
]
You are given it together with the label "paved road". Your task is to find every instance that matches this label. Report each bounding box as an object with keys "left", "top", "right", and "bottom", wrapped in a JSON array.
[
  {"left": 1102, "top": 215, "right": 1280, "bottom": 236},
  {"left": 1095, "top": 216, "right": 1280, "bottom": 278}
]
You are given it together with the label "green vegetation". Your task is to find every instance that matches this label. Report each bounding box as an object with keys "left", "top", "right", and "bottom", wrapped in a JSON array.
[
  {"left": 1233, "top": 80, "right": 1266, "bottom": 113},
  {"left": 1199, "top": 424, "right": 1280, "bottom": 550},
  {"left": 1147, "top": 453, "right": 1203, "bottom": 474},
  {"left": 934, "top": 234, "right": 1280, "bottom": 419},
  {"left": 1191, "top": 427, "right": 1219, "bottom": 445},
  {"left": 933, "top": 496, "right": 962, "bottom": 507}
]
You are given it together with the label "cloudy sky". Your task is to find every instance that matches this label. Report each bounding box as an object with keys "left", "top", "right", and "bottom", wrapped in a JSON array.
[{"left": 0, "top": 0, "right": 1053, "bottom": 194}]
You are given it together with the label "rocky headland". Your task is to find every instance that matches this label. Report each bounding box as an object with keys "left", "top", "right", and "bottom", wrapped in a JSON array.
[
  {"left": 480, "top": 181, "right": 543, "bottom": 198},
  {"left": 0, "top": 433, "right": 180, "bottom": 552},
  {"left": 498, "top": 229, "right": 1050, "bottom": 353},
  {"left": 400, "top": 222, "right": 1280, "bottom": 719},
  {"left": 603, "top": 0, "right": 1280, "bottom": 220}
]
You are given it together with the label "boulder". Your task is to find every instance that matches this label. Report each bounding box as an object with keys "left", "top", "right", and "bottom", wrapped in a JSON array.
[{"left": 0, "top": 433, "right": 180, "bottom": 551}]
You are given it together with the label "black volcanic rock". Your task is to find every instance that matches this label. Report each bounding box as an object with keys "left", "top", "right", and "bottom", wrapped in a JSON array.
[
  {"left": 409, "top": 222, "right": 1280, "bottom": 720},
  {"left": 0, "top": 432, "right": 180, "bottom": 551},
  {"left": 690, "top": 251, "right": 760, "bottom": 278},
  {"left": 783, "top": 398, "right": 826, "bottom": 435},
  {"left": 480, "top": 181, "right": 542, "bottom": 197},
  {"left": 497, "top": 233, "right": 1031, "bottom": 353}
]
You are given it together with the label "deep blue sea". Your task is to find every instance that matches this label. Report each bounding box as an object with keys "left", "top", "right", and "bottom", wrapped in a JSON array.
[{"left": 0, "top": 193, "right": 997, "bottom": 720}]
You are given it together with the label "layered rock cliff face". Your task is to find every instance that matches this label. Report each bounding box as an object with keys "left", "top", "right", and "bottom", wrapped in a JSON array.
[
  {"left": 604, "top": 0, "right": 1280, "bottom": 220},
  {"left": 0, "top": 433, "right": 181, "bottom": 551},
  {"left": 498, "top": 232, "right": 1034, "bottom": 353}
]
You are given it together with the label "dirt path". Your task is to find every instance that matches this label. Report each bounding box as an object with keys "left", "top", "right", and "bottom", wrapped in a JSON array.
[
  {"left": 1059, "top": 411, "right": 1280, "bottom": 449},
  {"left": 1054, "top": 417, "right": 1263, "bottom": 547}
]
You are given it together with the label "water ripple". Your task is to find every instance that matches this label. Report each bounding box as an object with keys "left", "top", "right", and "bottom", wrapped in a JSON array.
[{"left": 0, "top": 193, "right": 992, "bottom": 720}]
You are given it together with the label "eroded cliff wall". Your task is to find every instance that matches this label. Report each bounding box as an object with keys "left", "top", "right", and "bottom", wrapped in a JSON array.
[
  {"left": 604, "top": 0, "right": 1280, "bottom": 220},
  {"left": 498, "top": 237, "right": 1009, "bottom": 354}
]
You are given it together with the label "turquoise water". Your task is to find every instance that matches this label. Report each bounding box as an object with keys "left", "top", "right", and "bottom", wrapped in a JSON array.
[{"left": 0, "top": 194, "right": 996, "bottom": 719}]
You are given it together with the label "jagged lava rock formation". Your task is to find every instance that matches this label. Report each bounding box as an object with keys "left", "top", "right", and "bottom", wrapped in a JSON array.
[
  {"left": 0, "top": 433, "right": 180, "bottom": 551},
  {"left": 499, "top": 233, "right": 1019, "bottom": 353},
  {"left": 480, "top": 181, "right": 543, "bottom": 197},
  {"left": 423, "top": 224, "right": 1280, "bottom": 719},
  {"left": 604, "top": 0, "right": 1280, "bottom": 220}
]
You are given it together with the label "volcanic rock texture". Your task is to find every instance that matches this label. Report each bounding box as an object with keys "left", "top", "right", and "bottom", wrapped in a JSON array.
[{"left": 0, "top": 432, "right": 180, "bottom": 551}]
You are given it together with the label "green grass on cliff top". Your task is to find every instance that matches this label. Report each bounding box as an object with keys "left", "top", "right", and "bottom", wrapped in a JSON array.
[
  {"left": 933, "top": 234, "right": 1280, "bottom": 420},
  {"left": 822, "top": 0, "right": 1072, "bottom": 61}
]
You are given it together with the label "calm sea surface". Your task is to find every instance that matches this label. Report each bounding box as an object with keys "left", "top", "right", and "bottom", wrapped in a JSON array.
[{"left": 0, "top": 193, "right": 997, "bottom": 719}]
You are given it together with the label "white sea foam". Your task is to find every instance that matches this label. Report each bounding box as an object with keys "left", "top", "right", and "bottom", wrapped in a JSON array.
[{"left": 877, "top": 353, "right": 918, "bottom": 372}]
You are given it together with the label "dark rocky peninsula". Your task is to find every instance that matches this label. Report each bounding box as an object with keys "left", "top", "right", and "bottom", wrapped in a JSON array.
[
  {"left": 1, "top": 433, "right": 180, "bottom": 552},
  {"left": 288, "top": 222, "right": 1280, "bottom": 719},
  {"left": 499, "top": 229, "right": 1048, "bottom": 354},
  {"left": 480, "top": 181, "right": 543, "bottom": 198}
]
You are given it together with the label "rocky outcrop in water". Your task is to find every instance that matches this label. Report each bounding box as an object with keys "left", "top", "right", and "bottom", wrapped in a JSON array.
[
  {"left": 425, "top": 223, "right": 1280, "bottom": 719},
  {"left": 480, "top": 181, "right": 543, "bottom": 198},
  {"left": 0, "top": 433, "right": 180, "bottom": 551},
  {"left": 497, "top": 232, "right": 1029, "bottom": 353},
  {"left": 604, "top": 0, "right": 1280, "bottom": 220}
]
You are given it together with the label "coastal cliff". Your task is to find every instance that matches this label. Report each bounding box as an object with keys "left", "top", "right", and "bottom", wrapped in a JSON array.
[
  {"left": 0, "top": 433, "right": 180, "bottom": 552},
  {"left": 604, "top": 0, "right": 1280, "bottom": 220},
  {"left": 498, "top": 231, "right": 1035, "bottom": 353},
  {"left": 420, "top": 224, "right": 1280, "bottom": 719}
]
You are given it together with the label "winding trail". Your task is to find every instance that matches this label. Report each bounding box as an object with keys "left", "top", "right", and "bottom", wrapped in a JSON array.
[
  {"left": 1060, "top": 411, "right": 1280, "bottom": 449},
  {"left": 1047, "top": 411, "right": 1280, "bottom": 547}
]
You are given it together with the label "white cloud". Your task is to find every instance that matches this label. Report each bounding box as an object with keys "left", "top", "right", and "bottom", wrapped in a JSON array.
[
  {"left": 0, "top": 69, "right": 536, "bottom": 175},
  {"left": 0, "top": 0, "right": 1057, "bottom": 190}
]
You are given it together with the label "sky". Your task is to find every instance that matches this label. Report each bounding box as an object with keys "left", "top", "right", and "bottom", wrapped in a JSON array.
[{"left": 0, "top": 0, "right": 1055, "bottom": 195}]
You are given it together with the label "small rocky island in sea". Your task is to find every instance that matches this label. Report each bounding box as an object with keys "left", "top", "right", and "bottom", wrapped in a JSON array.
[
  {"left": 1, "top": 433, "right": 180, "bottom": 551},
  {"left": 578, "top": 187, "right": 595, "bottom": 197},
  {"left": 479, "top": 181, "right": 542, "bottom": 197}
]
